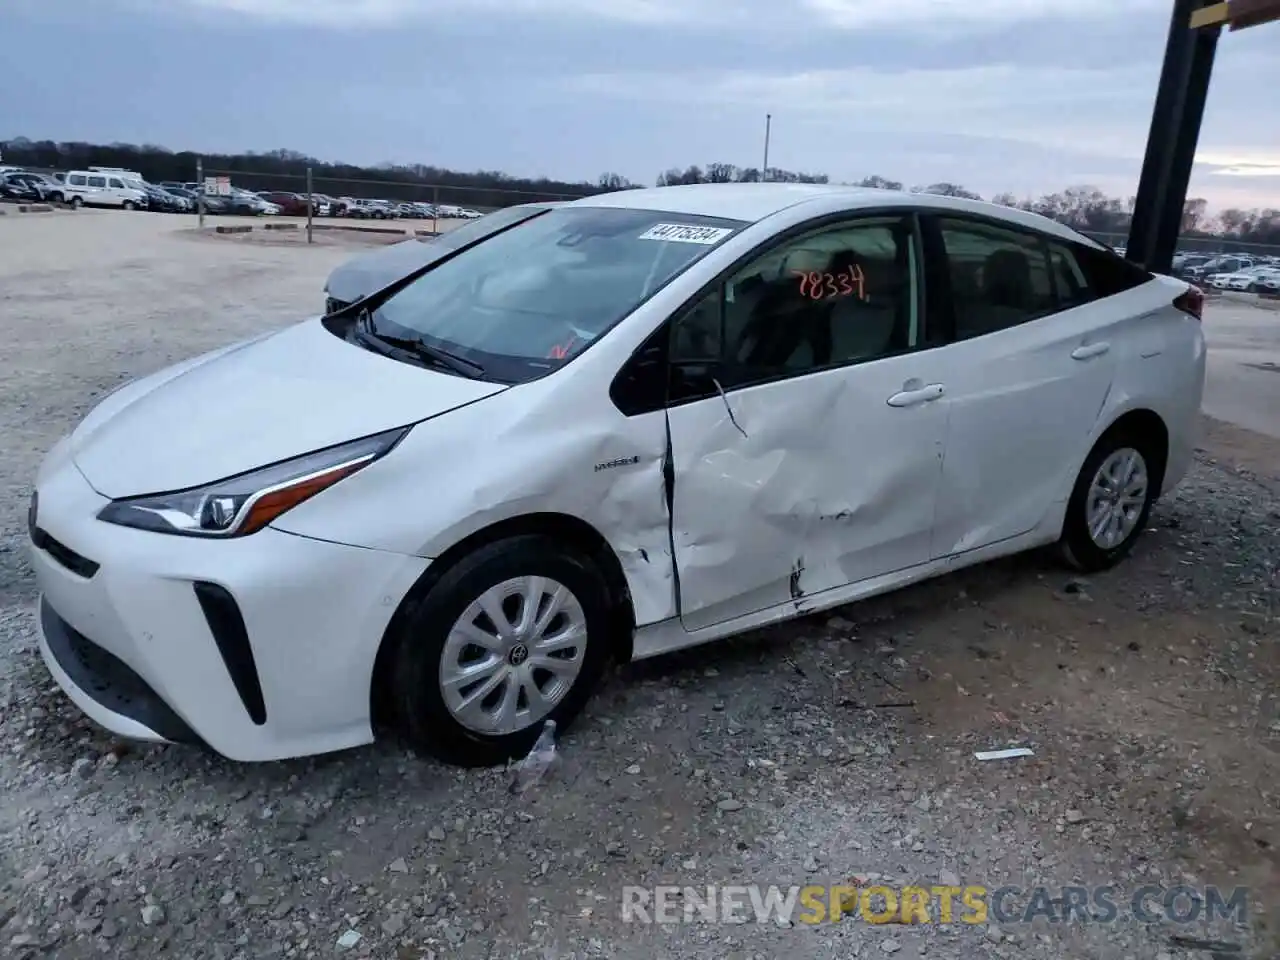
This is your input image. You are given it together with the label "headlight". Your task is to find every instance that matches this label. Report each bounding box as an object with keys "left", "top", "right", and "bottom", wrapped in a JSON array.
[{"left": 97, "top": 427, "right": 408, "bottom": 537}]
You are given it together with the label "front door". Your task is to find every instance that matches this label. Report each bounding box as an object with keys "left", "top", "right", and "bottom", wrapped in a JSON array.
[
  {"left": 925, "top": 216, "right": 1118, "bottom": 558},
  {"left": 665, "top": 213, "right": 949, "bottom": 631}
]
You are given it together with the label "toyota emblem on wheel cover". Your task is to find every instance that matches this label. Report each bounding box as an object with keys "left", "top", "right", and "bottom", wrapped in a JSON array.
[{"left": 508, "top": 643, "right": 529, "bottom": 666}]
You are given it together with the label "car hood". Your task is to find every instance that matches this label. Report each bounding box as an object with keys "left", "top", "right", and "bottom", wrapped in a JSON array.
[
  {"left": 325, "top": 239, "right": 445, "bottom": 304},
  {"left": 71, "top": 318, "right": 506, "bottom": 498}
]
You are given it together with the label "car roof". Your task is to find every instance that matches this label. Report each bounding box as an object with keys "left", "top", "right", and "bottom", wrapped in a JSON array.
[{"left": 568, "top": 182, "right": 1093, "bottom": 245}]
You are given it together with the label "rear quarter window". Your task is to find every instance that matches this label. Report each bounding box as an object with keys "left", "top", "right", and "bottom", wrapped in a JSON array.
[{"left": 1069, "top": 243, "right": 1153, "bottom": 298}]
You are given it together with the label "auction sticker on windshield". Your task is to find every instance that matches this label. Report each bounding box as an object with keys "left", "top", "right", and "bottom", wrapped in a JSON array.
[{"left": 638, "top": 223, "right": 735, "bottom": 245}]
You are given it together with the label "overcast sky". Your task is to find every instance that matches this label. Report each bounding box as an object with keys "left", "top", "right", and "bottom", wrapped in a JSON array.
[{"left": 3, "top": 0, "right": 1278, "bottom": 210}]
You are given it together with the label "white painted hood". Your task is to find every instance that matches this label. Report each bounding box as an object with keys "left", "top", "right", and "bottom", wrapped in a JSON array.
[{"left": 71, "top": 319, "right": 505, "bottom": 498}]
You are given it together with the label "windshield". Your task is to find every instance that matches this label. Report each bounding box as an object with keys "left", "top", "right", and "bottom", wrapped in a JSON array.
[
  {"left": 367, "top": 205, "right": 745, "bottom": 382},
  {"left": 433, "top": 205, "right": 554, "bottom": 251}
]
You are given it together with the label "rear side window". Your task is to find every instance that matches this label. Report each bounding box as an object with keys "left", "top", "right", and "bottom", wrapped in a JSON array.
[
  {"left": 937, "top": 218, "right": 1055, "bottom": 340},
  {"left": 69, "top": 175, "right": 86, "bottom": 186},
  {"left": 87, "top": 176, "right": 106, "bottom": 188},
  {"left": 1069, "top": 243, "right": 1152, "bottom": 298},
  {"left": 1048, "top": 242, "right": 1093, "bottom": 310}
]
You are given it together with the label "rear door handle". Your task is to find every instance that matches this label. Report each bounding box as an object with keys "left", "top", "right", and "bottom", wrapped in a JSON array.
[
  {"left": 887, "top": 383, "right": 945, "bottom": 407},
  {"left": 1071, "top": 342, "right": 1110, "bottom": 360}
]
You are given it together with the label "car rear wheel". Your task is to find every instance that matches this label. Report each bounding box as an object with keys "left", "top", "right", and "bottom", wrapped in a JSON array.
[
  {"left": 385, "top": 535, "right": 613, "bottom": 767},
  {"left": 122, "top": 200, "right": 135, "bottom": 211},
  {"left": 1058, "top": 428, "right": 1159, "bottom": 573},
  {"left": 69, "top": 196, "right": 82, "bottom": 208}
]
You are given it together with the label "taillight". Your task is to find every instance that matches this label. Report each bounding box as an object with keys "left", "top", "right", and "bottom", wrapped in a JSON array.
[{"left": 1174, "top": 285, "right": 1204, "bottom": 321}]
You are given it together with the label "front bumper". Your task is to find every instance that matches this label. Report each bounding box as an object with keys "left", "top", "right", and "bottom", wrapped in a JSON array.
[{"left": 29, "top": 457, "right": 429, "bottom": 761}]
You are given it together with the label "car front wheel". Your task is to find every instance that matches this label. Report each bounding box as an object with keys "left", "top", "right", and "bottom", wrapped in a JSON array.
[
  {"left": 386, "top": 535, "right": 613, "bottom": 767},
  {"left": 1058, "top": 428, "right": 1159, "bottom": 572}
]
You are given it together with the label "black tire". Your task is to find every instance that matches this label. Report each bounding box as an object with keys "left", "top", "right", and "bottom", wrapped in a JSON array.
[
  {"left": 122, "top": 200, "right": 135, "bottom": 211},
  {"left": 385, "top": 535, "right": 613, "bottom": 767},
  {"left": 70, "top": 196, "right": 82, "bottom": 208},
  {"left": 1058, "top": 427, "right": 1160, "bottom": 573}
]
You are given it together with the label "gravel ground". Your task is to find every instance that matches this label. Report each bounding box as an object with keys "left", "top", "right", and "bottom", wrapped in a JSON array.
[{"left": 0, "top": 210, "right": 1277, "bottom": 960}]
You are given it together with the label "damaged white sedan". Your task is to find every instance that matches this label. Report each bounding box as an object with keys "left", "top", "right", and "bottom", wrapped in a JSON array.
[{"left": 29, "top": 183, "right": 1206, "bottom": 765}]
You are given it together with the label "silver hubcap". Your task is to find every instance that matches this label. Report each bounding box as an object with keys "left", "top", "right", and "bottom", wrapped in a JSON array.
[
  {"left": 1085, "top": 447, "right": 1148, "bottom": 550},
  {"left": 439, "top": 576, "right": 587, "bottom": 736}
]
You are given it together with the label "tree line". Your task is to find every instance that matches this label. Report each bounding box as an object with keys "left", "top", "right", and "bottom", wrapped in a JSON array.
[{"left": 2, "top": 138, "right": 1276, "bottom": 245}]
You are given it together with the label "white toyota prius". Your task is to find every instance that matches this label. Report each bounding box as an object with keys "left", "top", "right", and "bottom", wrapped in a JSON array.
[{"left": 29, "top": 183, "right": 1206, "bottom": 765}]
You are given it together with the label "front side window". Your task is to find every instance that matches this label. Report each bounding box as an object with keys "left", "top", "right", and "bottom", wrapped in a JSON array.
[
  {"left": 938, "top": 218, "right": 1055, "bottom": 339},
  {"left": 109, "top": 178, "right": 124, "bottom": 189},
  {"left": 671, "top": 215, "right": 921, "bottom": 394},
  {"left": 367, "top": 207, "right": 745, "bottom": 383}
]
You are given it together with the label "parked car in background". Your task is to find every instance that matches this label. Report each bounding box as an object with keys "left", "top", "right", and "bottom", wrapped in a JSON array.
[
  {"left": 162, "top": 185, "right": 201, "bottom": 207},
  {"left": 1186, "top": 255, "right": 1253, "bottom": 280},
  {"left": 1, "top": 171, "right": 64, "bottom": 202},
  {"left": 1208, "top": 265, "right": 1280, "bottom": 292},
  {"left": 366, "top": 199, "right": 400, "bottom": 219},
  {"left": 30, "top": 184, "right": 1206, "bottom": 766},
  {"left": 343, "top": 198, "right": 374, "bottom": 219},
  {"left": 219, "top": 189, "right": 277, "bottom": 216},
  {"left": 137, "top": 181, "right": 188, "bottom": 213},
  {"left": 345, "top": 198, "right": 397, "bottom": 219},
  {"left": 201, "top": 194, "right": 232, "bottom": 214},
  {"left": 0, "top": 171, "right": 43, "bottom": 202},
  {"left": 258, "top": 192, "right": 315, "bottom": 217},
  {"left": 61, "top": 170, "right": 150, "bottom": 209},
  {"left": 1172, "top": 253, "right": 1210, "bottom": 273}
]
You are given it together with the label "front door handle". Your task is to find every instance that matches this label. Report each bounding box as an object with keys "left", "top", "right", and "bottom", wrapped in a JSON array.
[
  {"left": 887, "top": 383, "right": 945, "bottom": 407},
  {"left": 1071, "top": 342, "right": 1110, "bottom": 360}
]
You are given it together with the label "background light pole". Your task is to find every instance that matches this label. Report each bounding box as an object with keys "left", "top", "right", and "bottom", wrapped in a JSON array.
[{"left": 762, "top": 114, "right": 771, "bottom": 182}]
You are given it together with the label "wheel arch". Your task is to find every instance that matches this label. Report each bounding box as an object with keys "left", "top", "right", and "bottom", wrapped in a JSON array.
[
  {"left": 369, "top": 512, "right": 636, "bottom": 728},
  {"left": 1097, "top": 407, "right": 1170, "bottom": 492}
]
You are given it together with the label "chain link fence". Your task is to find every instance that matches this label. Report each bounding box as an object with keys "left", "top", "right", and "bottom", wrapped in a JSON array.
[
  {"left": 193, "top": 166, "right": 584, "bottom": 243},
  {"left": 1087, "top": 230, "right": 1280, "bottom": 258}
]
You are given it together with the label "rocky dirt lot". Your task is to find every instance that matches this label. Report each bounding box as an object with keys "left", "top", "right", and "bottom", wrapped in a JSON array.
[{"left": 0, "top": 210, "right": 1276, "bottom": 960}]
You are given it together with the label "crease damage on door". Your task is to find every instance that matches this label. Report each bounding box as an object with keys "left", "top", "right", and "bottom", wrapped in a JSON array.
[{"left": 674, "top": 374, "right": 923, "bottom": 619}]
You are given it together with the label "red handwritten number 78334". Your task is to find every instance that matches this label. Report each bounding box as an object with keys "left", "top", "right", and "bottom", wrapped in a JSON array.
[
  {"left": 794, "top": 264, "right": 868, "bottom": 302},
  {"left": 547, "top": 335, "right": 578, "bottom": 360}
]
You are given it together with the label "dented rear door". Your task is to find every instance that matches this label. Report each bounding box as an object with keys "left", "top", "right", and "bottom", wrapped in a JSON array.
[{"left": 667, "top": 354, "right": 948, "bottom": 632}]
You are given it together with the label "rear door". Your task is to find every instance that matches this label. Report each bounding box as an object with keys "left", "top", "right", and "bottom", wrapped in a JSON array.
[{"left": 923, "top": 215, "right": 1124, "bottom": 558}]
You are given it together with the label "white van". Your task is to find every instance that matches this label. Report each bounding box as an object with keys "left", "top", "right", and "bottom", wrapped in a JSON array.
[{"left": 62, "top": 170, "right": 150, "bottom": 210}]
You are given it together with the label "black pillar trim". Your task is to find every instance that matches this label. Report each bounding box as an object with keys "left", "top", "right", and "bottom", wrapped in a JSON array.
[{"left": 1126, "top": 0, "right": 1222, "bottom": 274}]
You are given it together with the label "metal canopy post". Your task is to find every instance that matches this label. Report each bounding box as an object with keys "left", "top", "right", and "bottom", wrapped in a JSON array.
[{"left": 1125, "top": 0, "right": 1221, "bottom": 273}]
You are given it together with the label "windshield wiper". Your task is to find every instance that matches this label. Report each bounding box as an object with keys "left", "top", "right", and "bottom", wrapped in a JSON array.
[{"left": 351, "top": 313, "right": 485, "bottom": 378}]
